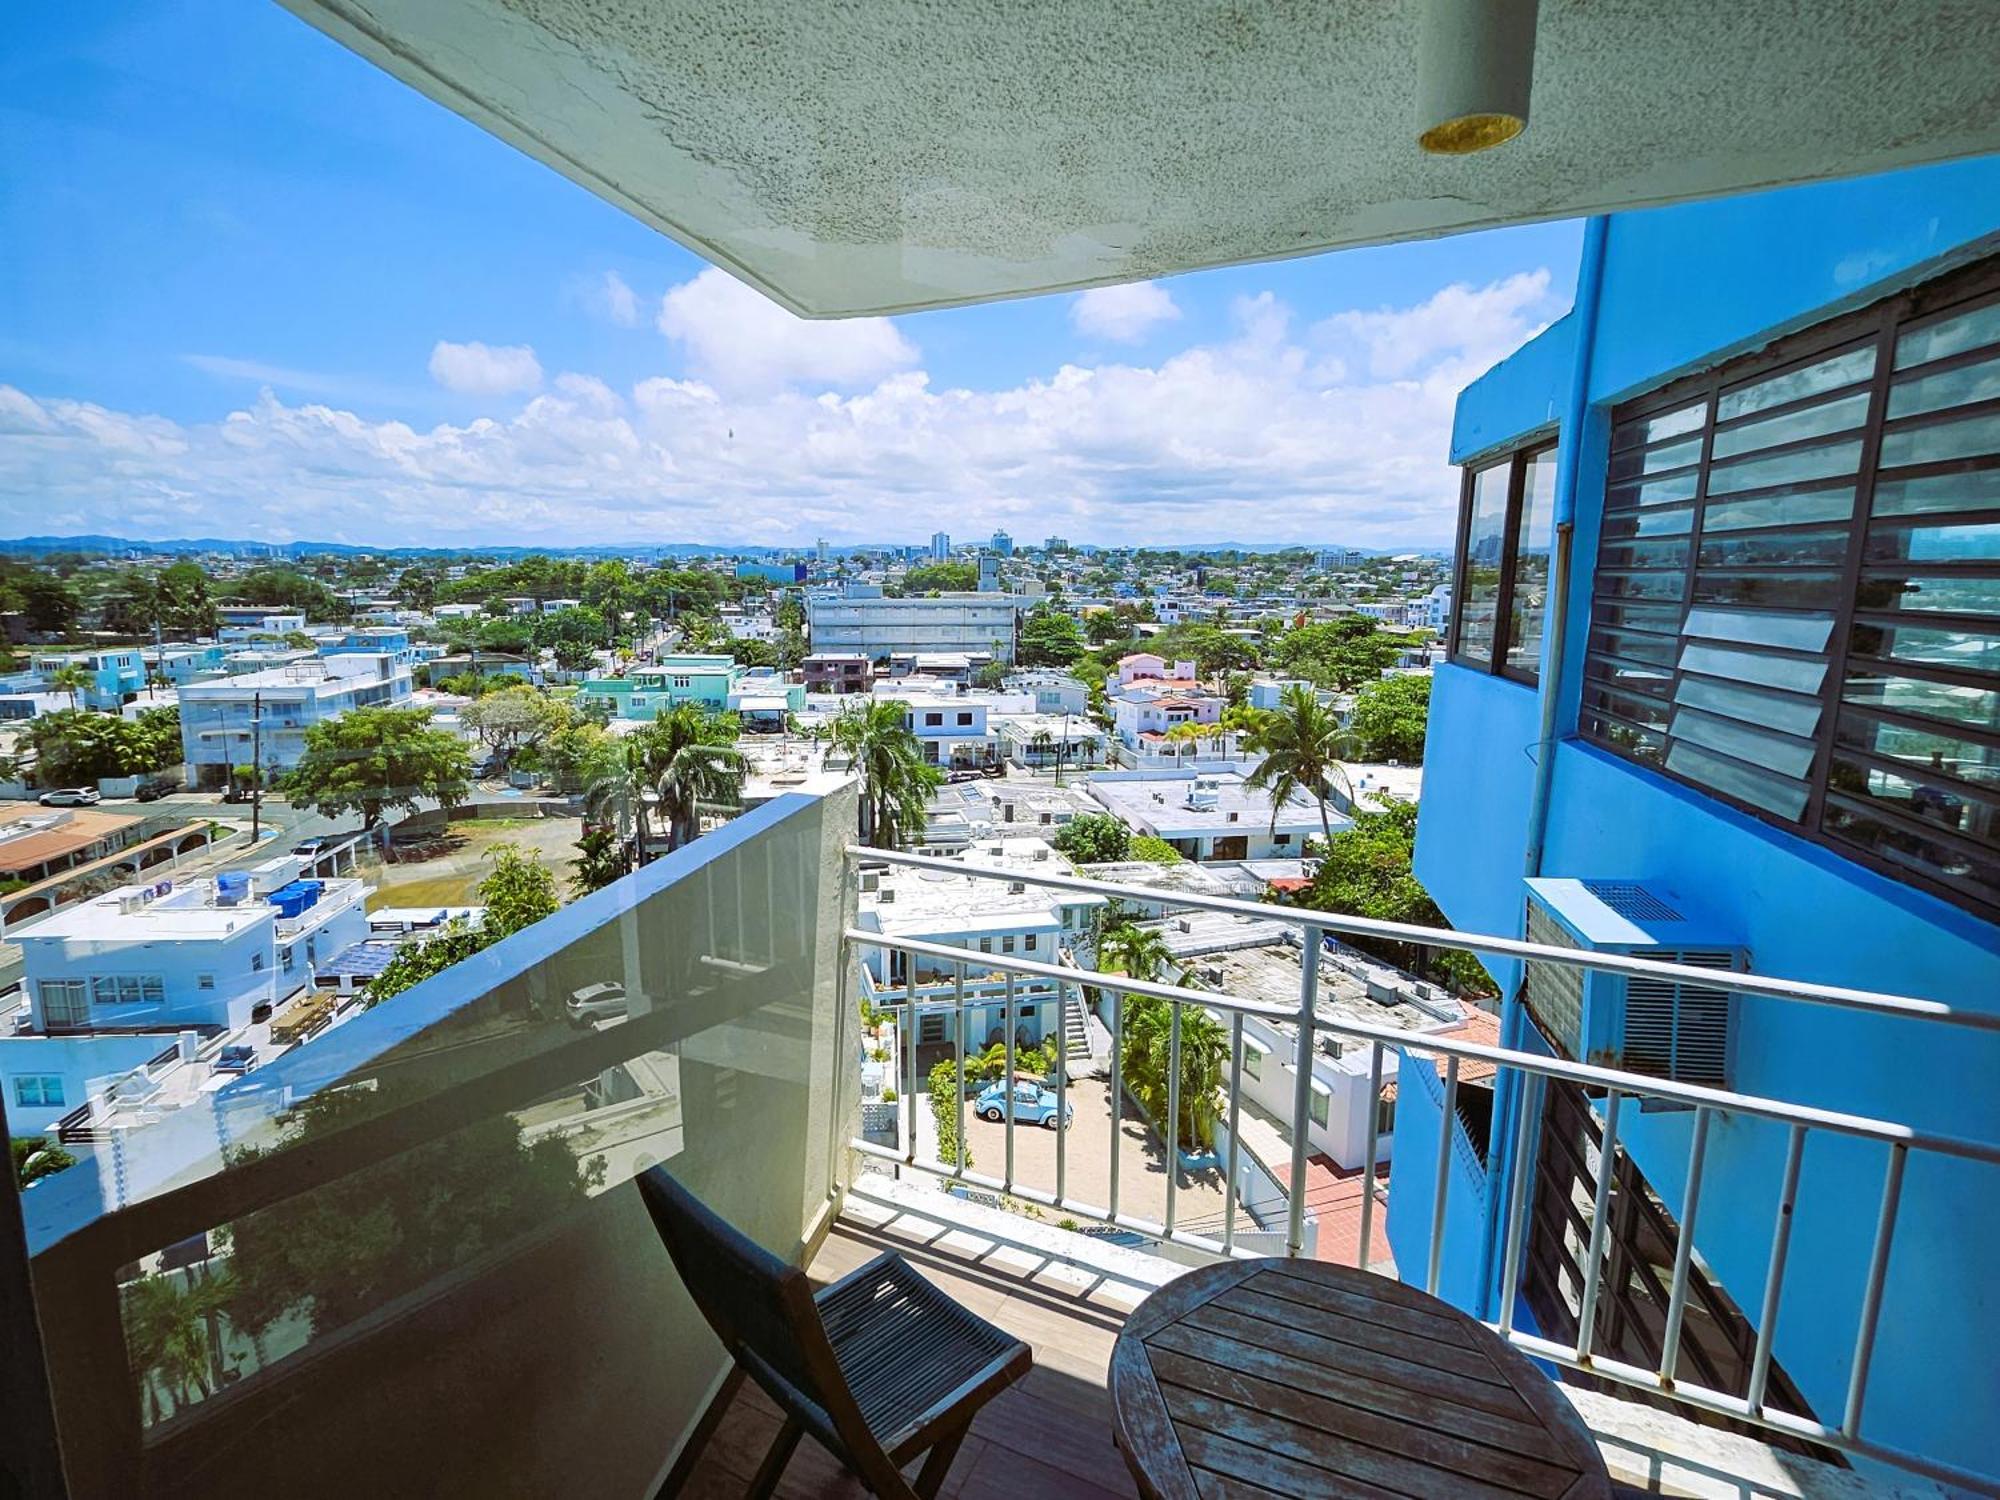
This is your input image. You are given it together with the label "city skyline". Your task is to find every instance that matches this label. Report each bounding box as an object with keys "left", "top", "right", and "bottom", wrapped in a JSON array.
[{"left": 1, "top": 4, "right": 1580, "bottom": 554}]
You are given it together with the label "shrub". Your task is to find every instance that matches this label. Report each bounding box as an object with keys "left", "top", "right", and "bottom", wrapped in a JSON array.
[{"left": 927, "top": 1058, "right": 971, "bottom": 1170}]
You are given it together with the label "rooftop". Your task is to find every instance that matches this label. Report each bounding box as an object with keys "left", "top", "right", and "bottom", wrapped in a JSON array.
[
  {"left": 0, "top": 808, "right": 142, "bottom": 875},
  {"left": 22, "top": 865, "right": 366, "bottom": 943},
  {"left": 1085, "top": 771, "right": 1338, "bottom": 837},
  {"left": 858, "top": 840, "right": 1102, "bottom": 937}
]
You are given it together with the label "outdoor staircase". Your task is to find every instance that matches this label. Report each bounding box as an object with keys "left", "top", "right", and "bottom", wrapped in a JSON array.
[{"left": 1060, "top": 991, "right": 1089, "bottom": 1061}]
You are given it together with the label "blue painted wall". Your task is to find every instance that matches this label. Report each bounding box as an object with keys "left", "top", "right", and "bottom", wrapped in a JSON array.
[
  {"left": 1382, "top": 1048, "right": 1489, "bottom": 1312},
  {"left": 1415, "top": 156, "right": 2000, "bottom": 1482}
]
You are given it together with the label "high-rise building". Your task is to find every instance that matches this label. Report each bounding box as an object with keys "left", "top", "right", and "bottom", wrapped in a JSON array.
[
  {"left": 930, "top": 531, "right": 950, "bottom": 560},
  {"left": 815, "top": 537, "right": 829, "bottom": 563},
  {"left": 990, "top": 529, "right": 1013, "bottom": 556}
]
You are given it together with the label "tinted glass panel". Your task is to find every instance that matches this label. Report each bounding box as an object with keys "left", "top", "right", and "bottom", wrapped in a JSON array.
[
  {"left": 1894, "top": 299, "right": 2000, "bottom": 370},
  {"left": 1457, "top": 463, "right": 1508, "bottom": 664},
  {"left": 1612, "top": 401, "right": 1707, "bottom": 451},
  {"left": 1836, "top": 710, "right": 2000, "bottom": 791},
  {"left": 1678, "top": 643, "right": 1829, "bottom": 695},
  {"left": 1682, "top": 608, "right": 1834, "bottom": 651},
  {"left": 1583, "top": 713, "right": 1666, "bottom": 766},
  {"left": 1603, "top": 505, "right": 1695, "bottom": 540},
  {"left": 1674, "top": 676, "right": 1825, "bottom": 737},
  {"left": 1823, "top": 800, "right": 2000, "bottom": 908},
  {"left": 1887, "top": 352, "right": 2000, "bottom": 419},
  {"left": 1842, "top": 670, "right": 2000, "bottom": 728},
  {"left": 1588, "top": 628, "right": 1678, "bottom": 667},
  {"left": 1871, "top": 468, "right": 2000, "bottom": 517},
  {"left": 1692, "top": 572, "right": 1843, "bottom": 610},
  {"left": 1586, "top": 683, "right": 1671, "bottom": 731},
  {"left": 1697, "top": 527, "right": 1850, "bottom": 569},
  {"left": 1609, "top": 437, "right": 1702, "bottom": 483},
  {"left": 1667, "top": 740, "right": 1810, "bottom": 820},
  {"left": 1598, "top": 600, "right": 1682, "bottom": 634},
  {"left": 1846, "top": 619, "right": 2000, "bottom": 675},
  {"left": 1878, "top": 410, "right": 2000, "bottom": 469},
  {"left": 1855, "top": 573, "right": 2000, "bottom": 617},
  {"left": 1600, "top": 571, "right": 1684, "bottom": 601},
  {"left": 1587, "top": 657, "right": 1674, "bottom": 697},
  {"left": 1711, "top": 391, "right": 1869, "bottom": 460},
  {"left": 1706, "top": 439, "right": 1862, "bottom": 497},
  {"left": 1603, "top": 537, "right": 1692, "bottom": 571},
  {"left": 1718, "top": 346, "right": 1877, "bottom": 421},
  {"left": 1606, "top": 472, "right": 1700, "bottom": 511},
  {"left": 1864, "top": 520, "right": 2000, "bottom": 565},
  {"left": 1670, "top": 707, "right": 1818, "bottom": 779},
  {"left": 1701, "top": 485, "right": 1855, "bottom": 532},
  {"left": 1507, "top": 450, "right": 1557, "bottom": 676}
]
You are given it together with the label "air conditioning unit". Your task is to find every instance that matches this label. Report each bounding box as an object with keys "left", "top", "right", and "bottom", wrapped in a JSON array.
[
  {"left": 1522, "top": 879, "right": 1744, "bottom": 1092},
  {"left": 859, "top": 871, "right": 880, "bottom": 893}
]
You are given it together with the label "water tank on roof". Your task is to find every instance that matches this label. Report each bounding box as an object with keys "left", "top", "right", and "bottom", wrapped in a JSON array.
[{"left": 215, "top": 871, "right": 250, "bottom": 905}]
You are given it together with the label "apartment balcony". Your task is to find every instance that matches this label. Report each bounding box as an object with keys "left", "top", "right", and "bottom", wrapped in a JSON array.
[{"left": 6, "top": 785, "right": 1994, "bottom": 1498}]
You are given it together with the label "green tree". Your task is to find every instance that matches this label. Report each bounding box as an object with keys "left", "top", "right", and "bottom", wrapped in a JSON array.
[
  {"left": 12, "top": 1136, "right": 76, "bottom": 1188},
  {"left": 928, "top": 1058, "right": 971, "bottom": 1170},
  {"left": 1052, "top": 812, "right": 1131, "bottom": 865},
  {"left": 396, "top": 565, "right": 439, "bottom": 610},
  {"left": 1017, "top": 608, "right": 1086, "bottom": 667},
  {"left": 1099, "top": 921, "right": 1171, "bottom": 982},
  {"left": 584, "top": 738, "right": 657, "bottom": 865},
  {"left": 831, "top": 700, "right": 943, "bottom": 848},
  {"left": 1130, "top": 834, "right": 1184, "bottom": 864},
  {"left": 461, "top": 685, "right": 569, "bottom": 768},
  {"left": 27, "top": 709, "right": 178, "bottom": 783},
  {"left": 569, "top": 823, "right": 628, "bottom": 898},
  {"left": 643, "top": 704, "right": 747, "bottom": 851},
  {"left": 899, "top": 561, "right": 977, "bottom": 594},
  {"left": 1272, "top": 618, "right": 1401, "bottom": 692},
  {"left": 20, "top": 575, "right": 82, "bottom": 636},
  {"left": 281, "top": 706, "right": 473, "bottom": 836},
  {"left": 47, "top": 664, "right": 88, "bottom": 710},
  {"left": 1297, "top": 797, "right": 1495, "bottom": 996},
  {"left": 551, "top": 638, "right": 596, "bottom": 675},
  {"left": 156, "top": 560, "right": 216, "bottom": 638},
  {"left": 478, "top": 845, "right": 559, "bottom": 937},
  {"left": 121, "top": 1267, "right": 235, "bottom": 1423},
  {"left": 1119, "top": 995, "right": 1227, "bottom": 1153},
  {"left": 1348, "top": 674, "right": 1431, "bottom": 763},
  {"left": 1243, "top": 684, "right": 1352, "bottom": 849}
]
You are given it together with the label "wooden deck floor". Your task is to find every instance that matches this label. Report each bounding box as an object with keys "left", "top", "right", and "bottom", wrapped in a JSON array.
[{"left": 677, "top": 1214, "right": 1142, "bottom": 1499}]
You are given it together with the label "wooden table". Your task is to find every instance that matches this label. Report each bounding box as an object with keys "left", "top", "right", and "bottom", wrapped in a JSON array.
[{"left": 1110, "top": 1257, "right": 1611, "bottom": 1500}]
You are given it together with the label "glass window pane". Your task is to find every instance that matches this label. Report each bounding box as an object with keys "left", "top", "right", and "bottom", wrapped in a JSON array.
[
  {"left": 1611, "top": 401, "right": 1706, "bottom": 451},
  {"left": 1895, "top": 299, "right": 2000, "bottom": 370},
  {"left": 1847, "top": 618, "right": 2000, "bottom": 675},
  {"left": 1456, "top": 464, "right": 1508, "bottom": 664},
  {"left": 1603, "top": 537, "right": 1691, "bottom": 571},
  {"left": 1707, "top": 439, "right": 1863, "bottom": 497},
  {"left": 1711, "top": 391, "right": 1870, "bottom": 460},
  {"left": 1679, "top": 643, "right": 1829, "bottom": 695},
  {"left": 1835, "top": 710, "right": 2000, "bottom": 792},
  {"left": 1603, "top": 504, "right": 1695, "bottom": 540},
  {"left": 1507, "top": 450, "right": 1557, "bottom": 676},
  {"left": 1588, "top": 627, "right": 1678, "bottom": 667},
  {"left": 1887, "top": 352, "right": 2000, "bottom": 420},
  {"left": 1606, "top": 472, "right": 1700, "bottom": 511},
  {"left": 1697, "top": 527, "right": 1851, "bottom": 569},
  {"left": 1674, "top": 676, "right": 1826, "bottom": 738},
  {"left": 1671, "top": 706, "right": 1818, "bottom": 778},
  {"left": 1865, "top": 520, "right": 2000, "bottom": 565},
  {"left": 1718, "top": 345, "right": 1877, "bottom": 421},
  {"left": 1587, "top": 658, "right": 1674, "bottom": 698},
  {"left": 1871, "top": 468, "right": 2000, "bottom": 518},
  {"left": 1667, "top": 740, "right": 1811, "bottom": 820},
  {"left": 1692, "top": 572, "right": 1844, "bottom": 610},
  {"left": 1683, "top": 607, "right": 1834, "bottom": 651},
  {"left": 1598, "top": 600, "right": 1682, "bottom": 634},
  {"left": 1599, "top": 571, "right": 1684, "bottom": 601},
  {"left": 1842, "top": 670, "right": 2000, "bottom": 729},
  {"left": 1701, "top": 485, "right": 1856, "bottom": 532},
  {"left": 1584, "top": 712, "right": 1667, "bottom": 766},
  {"left": 1879, "top": 411, "right": 2000, "bottom": 469},
  {"left": 1856, "top": 573, "right": 2000, "bottom": 617},
  {"left": 1586, "top": 683, "right": 1671, "bottom": 732},
  {"left": 1823, "top": 800, "right": 2000, "bottom": 908},
  {"left": 1609, "top": 437, "right": 1703, "bottom": 483}
]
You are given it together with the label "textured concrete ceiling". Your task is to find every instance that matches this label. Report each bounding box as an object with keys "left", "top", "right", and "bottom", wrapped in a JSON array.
[{"left": 281, "top": 0, "right": 2000, "bottom": 317}]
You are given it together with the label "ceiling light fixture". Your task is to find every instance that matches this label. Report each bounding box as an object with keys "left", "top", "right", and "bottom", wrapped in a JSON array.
[{"left": 1416, "top": 0, "right": 1540, "bottom": 156}]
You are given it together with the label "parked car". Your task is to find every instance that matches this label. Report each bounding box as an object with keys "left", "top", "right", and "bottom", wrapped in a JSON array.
[
  {"left": 292, "top": 835, "right": 340, "bottom": 857},
  {"left": 213, "top": 1044, "right": 257, "bottom": 1075},
  {"left": 974, "top": 1079, "right": 1072, "bottom": 1129},
  {"left": 38, "top": 787, "right": 100, "bottom": 807},
  {"left": 134, "top": 775, "right": 180, "bottom": 802},
  {"left": 566, "top": 981, "right": 629, "bottom": 1027}
]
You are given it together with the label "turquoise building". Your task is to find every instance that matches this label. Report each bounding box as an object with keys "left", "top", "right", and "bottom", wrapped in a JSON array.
[
  {"left": 579, "top": 653, "right": 803, "bottom": 720},
  {"left": 1395, "top": 158, "right": 2000, "bottom": 1489}
]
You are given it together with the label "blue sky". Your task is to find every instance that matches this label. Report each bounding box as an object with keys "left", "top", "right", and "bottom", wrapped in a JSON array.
[{"left": 0, "top": 2, "right": 1583, "bottom": 549}]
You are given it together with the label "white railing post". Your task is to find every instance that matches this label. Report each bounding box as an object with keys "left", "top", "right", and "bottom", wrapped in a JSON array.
[
  {"left": 1055, "top": 980, "right": 1069, "bottom": 1207},
  {"left": 952, "top": 959, "right": 966, "bottom": 1177},
  {"left": 1425, "top": 1054, "right": 1459, "bottom": 1298},
  {"left": 1287, "top": 925, "right": 1323, "bottom": 1258},
  {"left": 903, "top": 962, "right": 918, "bottom": 1169},
  {"left": 1356, "top": 1041, "right": 1384, "bottom": 1271},
  {"left": 1843, "top": 1142, "right": 1908, "bottom": 1439},
  {"left": 1575, "top": 1089, "right": 1624, "bottom": 1364},
  {"left": 1659, "top": 1106, "right": 1713, "bottom": 1386},
  {"left": 1747, "top": 1122, "right": 1806, "bottom": 1416},
  {"left": 1165, "top": 999, "right": 1183, "bottom": 1238},
  {"left": 1498, "top": 1071, "right": 1542, "bottom": 1337},
  {"left": 1003, "top": 972, "right": 1017, "bottom": 1193},
  {"left": 1224, "top": 1012, "right": 1245, "bottom": 1256}
]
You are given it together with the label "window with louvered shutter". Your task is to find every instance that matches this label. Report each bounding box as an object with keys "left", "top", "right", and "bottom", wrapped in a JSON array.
[
  {"left": 1621, "top": 950, "right": 1735, "bottom": 1086},
  {"left": 1522, "top": 902, "right": 1586, "bottom": 1059},
  {"left": 1584, "top": 256, "right": 2000, "bottom": 921}
]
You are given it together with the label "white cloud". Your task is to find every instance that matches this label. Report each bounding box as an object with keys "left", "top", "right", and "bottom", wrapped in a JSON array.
[
  {"left": 427, "top": 340, "right": 544, "bottom": 396},
  {"left": 657, "top": 268, "right": 918, "bottom": 394},
  {"left": 1072, "top": 281, "right": 1182, "bottom": 343},
  {"left": 0, "top": 272, "right": 1564, "bottom": 549},
  {"left": 601, "top": 271, "right": 641, "bottom": 327}
]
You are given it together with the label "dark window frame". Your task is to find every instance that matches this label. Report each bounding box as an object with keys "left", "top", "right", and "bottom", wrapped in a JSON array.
[
  {"left": 1448, "top": 437, "right": 1558, "bottom": 684},
  {"left": 1582, "top": 254, "right": 2000, "bottom": 922}
]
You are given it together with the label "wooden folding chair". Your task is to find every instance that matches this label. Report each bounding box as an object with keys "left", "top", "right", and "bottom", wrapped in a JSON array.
[{"left": 639, "top": 1167, "right": 1030, "bottom": 1499}]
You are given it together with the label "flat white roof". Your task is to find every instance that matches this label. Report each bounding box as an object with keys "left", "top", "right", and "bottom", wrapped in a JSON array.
[{"left": 1085, "top": 772, "right": 1338, "bottom": 837}]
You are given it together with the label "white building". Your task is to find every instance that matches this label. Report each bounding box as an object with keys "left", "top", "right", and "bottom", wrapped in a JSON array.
[
  {"left": 1003, "top": 668, "right": 1089, "bottom": 716},
  {"left": 177, "top": 653, "right": 414, "bottom": 786},
  {"left": 854, "top": 839, "right": 1102, "bottom": 1053},
  {"left": 807, "top": 588, "right": 1018, "bottom": 661},
  {"left": 4, "top": 858, "right": 370, "bottom": 1132},
  {"left": 1084, "top": 767, "right": 1344, "bottom": 862}
]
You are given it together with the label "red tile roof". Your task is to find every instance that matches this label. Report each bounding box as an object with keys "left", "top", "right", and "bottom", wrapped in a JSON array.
[{"left": 1275, "top": 1153, "right": 1392, "bottom": 1270}]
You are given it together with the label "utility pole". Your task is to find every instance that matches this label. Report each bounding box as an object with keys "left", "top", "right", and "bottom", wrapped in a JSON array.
[{"left": 250, "top": 690, "right": 263, "bottom": 842}]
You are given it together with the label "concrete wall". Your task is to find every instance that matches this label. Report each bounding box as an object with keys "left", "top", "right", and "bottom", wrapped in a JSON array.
[{"left": 1417, "top": 159, "right": 2000, "bottom": 1479}]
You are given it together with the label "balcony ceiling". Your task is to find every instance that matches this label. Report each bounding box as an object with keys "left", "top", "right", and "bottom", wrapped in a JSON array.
[{"left": 280, "top": 0, "right": 2000, "bottom": 317}]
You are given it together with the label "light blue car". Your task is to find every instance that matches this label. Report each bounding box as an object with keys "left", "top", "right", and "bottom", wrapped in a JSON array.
[{"left": 974, "top": 1079, "right": 1073, "bottom": 1129}]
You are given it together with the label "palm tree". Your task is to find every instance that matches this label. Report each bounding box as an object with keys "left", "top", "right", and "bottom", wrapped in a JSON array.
[
  {"left": 49, "top": 664, "right": 89, "bottom": 710},
  {"left": 1098, "top": 921, "right": 1171, "bottom": 983},
  {"left": 656, "top": 739, "right": 746, "bottom": 850},
  {"left": 1029, "top": 729, "right": 1055, "bottom": 771},
  {"left": 831, "top": 700, "right": 942, "bottom": 848},
  {"left": 583, "top": 739, "right": 653, "bottom": 868},
  {"left": 1243, "top": 683, "right": 1355, "bottom": 851},
  {"left": 1118, "top": 993, "right": 1228, "bottom": 1153}
]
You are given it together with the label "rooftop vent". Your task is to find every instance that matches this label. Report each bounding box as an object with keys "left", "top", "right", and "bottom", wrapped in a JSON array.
[
  {"left": 1008, "top": 881, "right": 1025, "bottom": 895},
  {"left": 878, "top": 888, "right": 895, "bottom": 904}
]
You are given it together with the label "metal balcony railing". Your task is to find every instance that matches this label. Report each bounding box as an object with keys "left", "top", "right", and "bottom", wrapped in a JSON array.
[{"left": 839, "top": 844, "right": 2000, "bottom": 1495}]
